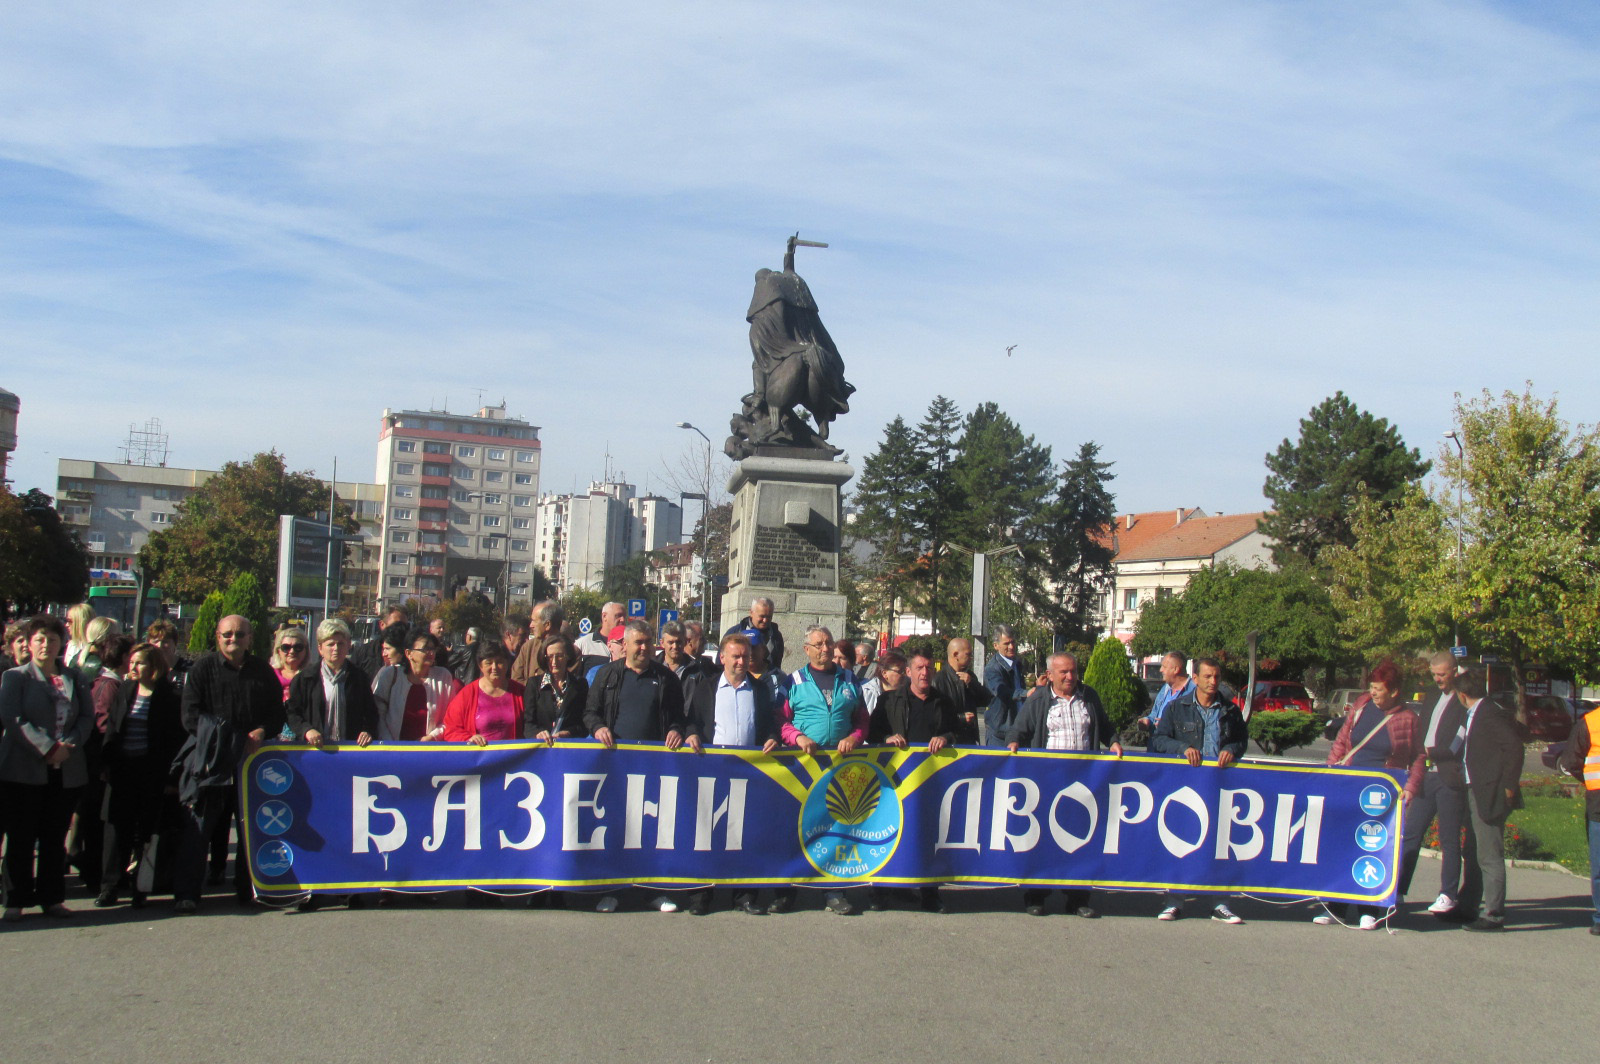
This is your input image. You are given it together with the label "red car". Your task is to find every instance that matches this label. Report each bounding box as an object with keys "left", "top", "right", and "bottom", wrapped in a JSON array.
[{"left": 1249, "top": 681, "right": 1314, "bottom": 714}]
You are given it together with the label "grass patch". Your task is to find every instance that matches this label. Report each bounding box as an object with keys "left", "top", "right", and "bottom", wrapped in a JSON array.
[{"left": 1508, "top": 795, "right": 1590, "bottom": 876}]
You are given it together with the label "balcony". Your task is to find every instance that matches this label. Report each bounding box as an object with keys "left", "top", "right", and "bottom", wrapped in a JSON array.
[
  {"left": 418, "top": 519, "right": 448, "bottom": 532},
  {"left": 420, "top": 474, "right": 452, "bottom": 487},
  {"left": 416, "top": 565, "right": 444, "bottom": 577}
]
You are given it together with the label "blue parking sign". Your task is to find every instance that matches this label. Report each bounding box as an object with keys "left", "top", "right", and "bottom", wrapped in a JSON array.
[{"left": 627, "top": 598, "right": 647, "bottom": 618}]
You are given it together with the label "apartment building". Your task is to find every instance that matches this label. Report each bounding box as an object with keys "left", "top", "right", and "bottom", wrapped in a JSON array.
[
  {"left": 375, "top": 404, "right": 541, "bottom": 609},
  {"left": 533, "top": 480, "right": 683, "bottom": 594},
  {"left": 54, "top": 458, "right": 385, "bottom": 607}
]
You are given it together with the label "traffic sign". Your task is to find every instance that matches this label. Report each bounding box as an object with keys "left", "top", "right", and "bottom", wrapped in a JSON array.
[
  {"left": 1450, "top": 645, "right": 1468, "bottom": 659},
  {"left": 578, "top": 618, "right": 593, "bottom": 635},
  {"left": 659, "top": 609, "right": 680, "bottom": 628},
  {"left": 627, "top": 598, "right": 647, "bottom": 618}
]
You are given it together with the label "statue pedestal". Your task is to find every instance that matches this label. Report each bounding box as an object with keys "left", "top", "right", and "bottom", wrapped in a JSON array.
[{"left": 719, "top": 456, "right": 855, "bottom": 657}]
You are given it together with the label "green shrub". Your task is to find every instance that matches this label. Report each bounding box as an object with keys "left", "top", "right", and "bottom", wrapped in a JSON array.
[
  {"left": 1082, "top": 636, "right": 1148, "bottom": 732},
  {"left": 1248, "top": 709, "right": 1323, "bottom": 755},
  {"left": 186, "top": 591, "right": 225, "bottom": 655},
  {"left": 220, "top": 572, "right": 271, "bottom": 655}
]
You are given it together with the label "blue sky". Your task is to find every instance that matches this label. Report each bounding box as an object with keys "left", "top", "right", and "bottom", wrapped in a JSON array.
[{"left": 4, "top": 1, "right": 1599, "bottom": 520}]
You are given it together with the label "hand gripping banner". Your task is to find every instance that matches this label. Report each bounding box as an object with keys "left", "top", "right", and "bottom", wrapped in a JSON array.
[{"left": 241, "top": 742, "right": 1403, "bottom": 904}]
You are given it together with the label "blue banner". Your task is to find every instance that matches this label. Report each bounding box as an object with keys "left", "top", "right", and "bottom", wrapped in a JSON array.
[{"left": 241, "top": 743, "right": 1403, "bottom": 904}]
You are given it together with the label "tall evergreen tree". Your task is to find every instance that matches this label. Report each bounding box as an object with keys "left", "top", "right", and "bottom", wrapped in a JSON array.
[
  {"left": 1045, "top": 442, "right": 1117, "bottom": 644},
  {"left": 850, "top": 416, "right": 923, "bottom": 638},
  {"left": 907, "top": 396, "right": 964, "bottom": 637},
  {"left": 1261, "top": 391, "right": 1430, "bottom": 569}
]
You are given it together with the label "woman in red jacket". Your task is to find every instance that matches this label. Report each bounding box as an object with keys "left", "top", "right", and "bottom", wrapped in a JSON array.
[{"left": 440, "top": 643, "right": 524, "bottom": 745}]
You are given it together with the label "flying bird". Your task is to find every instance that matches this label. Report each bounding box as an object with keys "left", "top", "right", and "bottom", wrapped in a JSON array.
[{"left": 1006, "top": 345, "right": 1017, "bottom": 357}]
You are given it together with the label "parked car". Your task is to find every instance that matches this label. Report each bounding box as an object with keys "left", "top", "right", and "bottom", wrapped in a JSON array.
[
  {"left": 1322, "top": 687, "right": 1365, "bottom": 721},
  {"left": 1248, "top": 681, "right": 1314, "bottom": 715},
  {"left": 1523, "top": 695, "right": 1577, "bottom": 743}
]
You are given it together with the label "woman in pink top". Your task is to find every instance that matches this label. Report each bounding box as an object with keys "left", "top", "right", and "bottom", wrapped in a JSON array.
[
  {"left": 269, "top": 626, "right": 311, "bottom": 704},
  {"left": 440, "top": 643, "right": 524, "bottom": 745}
]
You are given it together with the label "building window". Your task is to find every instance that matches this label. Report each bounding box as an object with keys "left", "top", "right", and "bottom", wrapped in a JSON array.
[
  {"left": 510, "top": 562, "right": 530, "bottom": 574},
  {"left": 515, "top": 451, "right": 535, "bottom": 463},
  {"left": 512, "top": 495, "right": 530, "bottom": 507},
  {"left": 481, "top": 493, "right": 502, "bottom": 505},
  {"left": 486, "top": 449, "right": 505, "bottom": 461},
  {"left": 449, "top": 534, "right": 469, "bottom": 547},
  {"left": 423, "top": 441, "right": 449, "bottom": 454},
  {"left": 453, "top": 512, "right": 473, "bottom": 526},
  {"left": 391, "top": 508, "right": 413, "bottom": 521},
  {"left": 388, "top": 576, "right": 409, "bottom": 589},
  {"left": 396, "top": 440, "right": 416, "bottom": 452},
  {"left": 1122, "top": 590, "right": 1138, "bottom": 610},
  {"left": 423, "top": 463, "right": 450, "bottom": 478},
  {"left": 391, "top": 530, "right": 412, "bottom": 543},
  {"left": 150, "top": 512, "right": 170, "bottom": 524},
  {"left": 483, "top": 515, "right": 502, "bottom": 528},
  {"left": 481, "top": 537, "right": 500, "bottom": 550},
  {"left": 153, "top": 487, "right": 170, "bottom": 500},
  {"left": 510, "top": 539, "right": 528, "bottom": 552},
  {"left": 418, "top": 576, "right": 442, "bottom": 591},
  {"left": 391, "top": 553, "right": 410, "bottom": 565},
  {"left": 393, "top": 485, "right": 415, "bottom": 498},
  {"left": 513, "top": 474, "right": 533, "bottom": 486},
  {"left": 484, "top": 470, "right": 504, "bottom": 483},
  {"left": 456, "top": 446, "right": 475, "bottom": 458},
  {"left": 1157, "top": 587, "right": 1173, "bottom": 601},
  {"left": 454, "top": 468, "right": 475, "bottom": 481},
  {"left": 512, "top": 517, "right": 531, "bottom": 529},
  {"left": 421, "top": 486, "right": 448, "bottom": 500}
]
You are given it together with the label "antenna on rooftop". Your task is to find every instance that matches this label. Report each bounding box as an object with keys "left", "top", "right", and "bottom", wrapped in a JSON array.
[{"left": 120, "top": 418, "right": 170, "bottom": 467}]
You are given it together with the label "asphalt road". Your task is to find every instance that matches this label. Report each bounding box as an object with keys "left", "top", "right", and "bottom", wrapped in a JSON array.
[{"left": 2, "top": 857, "right": 1592, "bottom": 1064}]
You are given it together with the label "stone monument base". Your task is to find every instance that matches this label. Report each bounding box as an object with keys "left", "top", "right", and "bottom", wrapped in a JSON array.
[{"left": 719, "top": 455, "right": 854, "bottom": 666}]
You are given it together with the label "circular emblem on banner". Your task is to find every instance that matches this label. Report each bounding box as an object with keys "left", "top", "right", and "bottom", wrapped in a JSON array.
[
  {"left": 1351, "top": 855, "right": 1387, "bottom": 890},
  {"left": 1354, "top": 819, "right": 1389, "bottom": 852},
  {"left": 256, "top": 759, "right": 294, "bottom": 795},
  {"left": 1357, "top": 784, "right": 1393, "bottom": 817},
  {"left": 256, "top": 840, "right": 295, "bottom": 877},
  {"left": 799, "top": 759, "right": 902, "bottom": 879},
  {"left": 255, "top": 800, "right": 294, "bottom": 837}
]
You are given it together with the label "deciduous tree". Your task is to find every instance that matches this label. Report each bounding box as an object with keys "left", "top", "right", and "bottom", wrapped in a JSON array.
[{"left": 140, "top": 451, "right": 357, "bottom": 607}]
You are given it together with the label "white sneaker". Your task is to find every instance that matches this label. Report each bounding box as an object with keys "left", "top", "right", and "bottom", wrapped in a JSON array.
[
  {"left": 1157, "top": 905, "right": 1182, "bottom": 921},
  {"left": 595, "top": 895, "right": 619, "bottom": 913},
  {"left": 654, "top": 895, "right": 679, "bottom": 914},
  {"left": 1358, "top": 914, "right": 1379, "bottom": 931},
  {"left": 1211, "top": 903, "right": 1243, "bottom": 925},
  {"left": 1427, "top": 893, "right": 1456, "bottom": 915},
  {"left": 1311, "top": 913, "right": 1336, "bottom": 926}
]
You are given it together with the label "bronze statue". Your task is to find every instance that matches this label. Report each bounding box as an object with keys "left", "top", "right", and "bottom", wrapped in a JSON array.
[{"left": 726, "top": 235, "right": 854, "bottom": 460}]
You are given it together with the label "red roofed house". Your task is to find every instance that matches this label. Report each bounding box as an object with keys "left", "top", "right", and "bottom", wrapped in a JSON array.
[{"left": 1103, "top": 509, "right": 1273, "bottom": 648}]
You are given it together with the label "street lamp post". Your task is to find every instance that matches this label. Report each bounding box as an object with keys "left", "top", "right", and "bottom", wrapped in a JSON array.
[
  {"left": 1444, "top": 429, "right": 1465, "bottom": 652},
  {"left": 676, "top": 422, "right": 714, "bottom": 626}
]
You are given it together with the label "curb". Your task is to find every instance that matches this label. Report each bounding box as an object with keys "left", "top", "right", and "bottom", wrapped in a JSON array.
[{"left": 1416, "top": 846, "right": 1581, "bottom": 879}]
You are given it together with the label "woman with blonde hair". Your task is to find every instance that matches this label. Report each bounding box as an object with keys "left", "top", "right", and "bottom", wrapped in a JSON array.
[{"left": 62, "top": 603, "right": 96, "bottom": 670}]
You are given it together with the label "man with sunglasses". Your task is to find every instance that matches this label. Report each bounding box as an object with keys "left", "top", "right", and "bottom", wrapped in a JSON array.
[{"left": 174, "top": 615, "right": 283, "bottom": 913}]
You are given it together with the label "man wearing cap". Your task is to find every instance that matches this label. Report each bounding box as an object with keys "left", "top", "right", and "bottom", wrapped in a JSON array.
[
  {"left": 585, "top": 625, "right": 627, "bottom": 685},
  {"left": 576, "top": 602, "right": 625, "bottom": 665}
]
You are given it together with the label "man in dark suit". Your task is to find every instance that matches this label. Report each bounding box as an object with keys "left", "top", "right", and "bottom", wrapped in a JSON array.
[
  {"left": 932, "top": 637, "right": 988, "bottom": 745},
  {"left": 1453, "top": 670, "right": 1526, "bottom": 932},
  {"left": 982, "top": 625, "right": 1026, "bottom": 747},
  {"left": 682, "top": 630, "right": 782, "bottom": 916},
  {"left": 1399, "top": 652, "right": 1475, "bottom": 920}
]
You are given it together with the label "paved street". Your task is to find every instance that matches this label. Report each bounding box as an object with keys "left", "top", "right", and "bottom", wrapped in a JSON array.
[{"left": 1, "top": 858, "right": 1590, "bottom": 1064}]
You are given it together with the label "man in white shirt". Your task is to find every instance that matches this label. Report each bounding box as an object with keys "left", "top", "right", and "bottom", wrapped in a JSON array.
[{"left": 683, "top": 632, "right": 782, "bottom": 915}]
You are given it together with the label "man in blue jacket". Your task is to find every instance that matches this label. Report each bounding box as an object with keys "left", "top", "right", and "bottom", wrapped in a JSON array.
[
  {"left": 982, "top": 625, "right": 1026, "bottom": 746},
  {"left": 1149, "top": 657, "right": 1248, "bottom": 925}
]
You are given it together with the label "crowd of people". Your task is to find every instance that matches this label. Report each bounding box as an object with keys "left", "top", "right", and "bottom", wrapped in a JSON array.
[{"left": 2, "top": 596, "right": 1596, "bottom": 937}]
